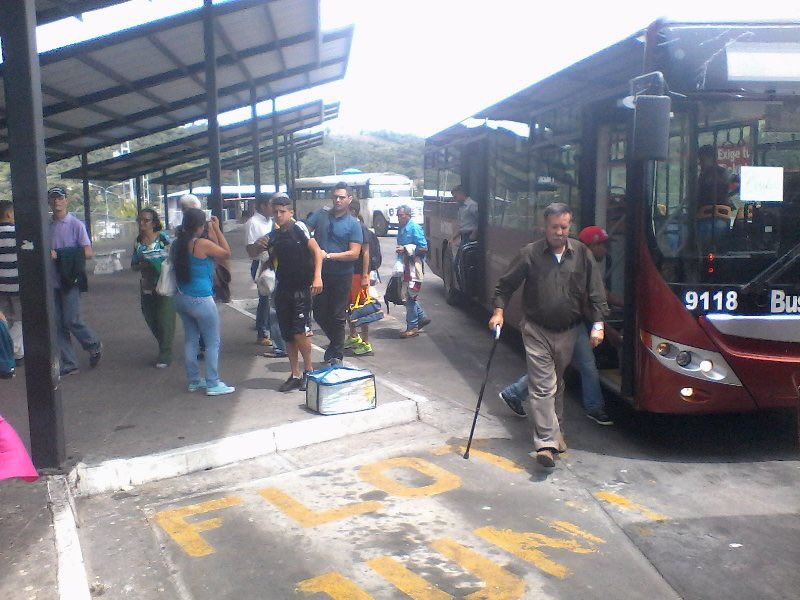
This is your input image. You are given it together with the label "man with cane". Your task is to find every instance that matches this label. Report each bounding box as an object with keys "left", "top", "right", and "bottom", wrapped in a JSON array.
[{"left": 488, "top": 203, "right": 607, "bottom": 468}]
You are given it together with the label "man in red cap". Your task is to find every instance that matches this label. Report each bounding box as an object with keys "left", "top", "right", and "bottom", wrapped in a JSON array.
[{"left": 497, "top": 223, "right": 620, "bottom": 432}]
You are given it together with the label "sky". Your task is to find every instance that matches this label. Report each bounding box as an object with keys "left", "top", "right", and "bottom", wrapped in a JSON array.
[{"left": 32, "top": 0, "right": 800, "bottom": 138}]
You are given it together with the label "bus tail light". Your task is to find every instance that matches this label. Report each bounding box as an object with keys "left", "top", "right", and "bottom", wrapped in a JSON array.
[{"left": 641, "top": 330, "right": 743, "bottom": 386}]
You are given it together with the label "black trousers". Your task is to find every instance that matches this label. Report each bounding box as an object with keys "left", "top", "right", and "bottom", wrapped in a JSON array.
[{"left": 313, "top": 273, "right": 351, "bottom": 362}]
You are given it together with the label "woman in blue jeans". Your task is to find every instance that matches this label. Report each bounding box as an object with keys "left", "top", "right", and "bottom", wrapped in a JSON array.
[{"left": 173, "top": 208, "right": 235, "bottom": 396}]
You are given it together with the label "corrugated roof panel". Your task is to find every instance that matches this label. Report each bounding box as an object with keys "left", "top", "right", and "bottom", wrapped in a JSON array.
[
  {"left": 35, "top": 1, "right": 132, "bottom": 25},
  {"left": 0, "top": 0, "right": 344, "bottom": 162},
  {"left": 59, "top": 99, "right": 338, "bottom": 181}
]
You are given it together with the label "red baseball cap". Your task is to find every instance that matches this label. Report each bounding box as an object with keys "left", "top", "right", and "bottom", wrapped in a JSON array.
[{"left": 579, "top": 225, "right": 610, "bottom": 245}]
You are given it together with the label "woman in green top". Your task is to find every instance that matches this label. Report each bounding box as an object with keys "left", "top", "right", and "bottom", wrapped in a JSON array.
[{"left": 131, "top": 208, "right": 176, "bottom": 368}]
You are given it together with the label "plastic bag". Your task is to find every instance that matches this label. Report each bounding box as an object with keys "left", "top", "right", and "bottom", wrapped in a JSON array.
[
  {"left": 256, "top": 267, "right": 276, "bottom": 296},
  {"left": 155, "top": 257, "right": 177, "bottom": 296}
]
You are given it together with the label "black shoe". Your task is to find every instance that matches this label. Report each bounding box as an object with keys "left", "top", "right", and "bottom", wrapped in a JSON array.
[
  {"left": 89, "top": 344, "right": 102, "bottom": 368},
  {"left": 418, "top": 317, "right": 432, "bottom": 329},
  {"left": 499, "top": 391, "right": 526, "bottom": 417},
  {"left": 279, "top": 375, "right": 302, "bottom": 392},
  {"left": 586, "top": 411, "right": 614, "bottom": 426},
  {"left": 60, "top": 367, "right": 79, "bottom": 377},
  {"left": 0, "top": 369, "right": 14, "bottom": 379}
]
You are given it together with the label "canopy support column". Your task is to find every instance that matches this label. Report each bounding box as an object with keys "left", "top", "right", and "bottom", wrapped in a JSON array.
[
  {"left": 0, "top": 0, "right": 65, "bottom": 468},
  {"left": 81, "top": 152, "right": 92, "bottom": 240},
  {"left": 204, "top": 0, "right": 222, "bottom": 220},
  {"left": 250, "top": 88, "right": 262, "bottom": 207},
  {"left": 272, "top": 99, "right": 280, "bottom": 194}
]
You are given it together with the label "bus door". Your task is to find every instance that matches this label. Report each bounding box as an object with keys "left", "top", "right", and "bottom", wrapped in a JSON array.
[{"left": 593, "top": 123, "right": 628, "bottom": 391}]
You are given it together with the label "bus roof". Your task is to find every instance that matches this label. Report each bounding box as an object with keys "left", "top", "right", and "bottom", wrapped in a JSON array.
[
  {"left": 444, "top": 19, "right": 800, "bottom": 129},
  {"left": 294, "top": 172, "right": 412, "bottom": 188}
]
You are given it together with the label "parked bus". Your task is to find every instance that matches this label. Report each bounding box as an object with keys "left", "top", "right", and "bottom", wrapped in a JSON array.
[
  {"left": 424, "top": 20, "right": 800, "bottom": 415},
  {"left": 293, "top": 172, "right": 422, "bottom": 236}
]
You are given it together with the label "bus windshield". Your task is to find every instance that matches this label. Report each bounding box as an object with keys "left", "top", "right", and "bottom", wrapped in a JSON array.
[
  {"left": 370, "top": 184, "right": 412, "bottom": 198},
  {"left": 650, "top": 100, "right": 800, "bottom": 290}
]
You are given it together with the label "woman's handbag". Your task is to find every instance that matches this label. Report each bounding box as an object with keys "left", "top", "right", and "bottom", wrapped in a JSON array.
[
  {"left": 155, "top": 257, "right": 177, "bottom": 297},
  {"left": 349, "top": 290, "right": 384, "bottom": 327},
  {"left": 213, "top": 263, "right": 232, "bottom": 303}
]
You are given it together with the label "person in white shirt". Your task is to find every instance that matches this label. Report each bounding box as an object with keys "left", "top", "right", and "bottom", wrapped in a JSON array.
[{"left": 245, "top": 196, "right": 285, "bottom": 356}]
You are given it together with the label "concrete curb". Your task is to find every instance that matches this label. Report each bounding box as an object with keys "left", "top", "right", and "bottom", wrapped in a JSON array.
[
  {"left": 68, "top": 398, "right": 420, "bottom": 497},
  {"left": 47, "top": 476, "right": 91, "bottom": 600}
]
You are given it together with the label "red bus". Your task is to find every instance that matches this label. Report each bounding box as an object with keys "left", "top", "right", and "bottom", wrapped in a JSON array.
[{"left": 423, "top": 20, "right": 800, "bottom": 414}]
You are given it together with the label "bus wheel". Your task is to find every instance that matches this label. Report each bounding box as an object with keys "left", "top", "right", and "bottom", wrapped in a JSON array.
[
  {"left": 373, "top": 213, "right": 389, "bottom": 237},
  {"left": 442, "top": 250, "right": 460, "bottom": 305}
]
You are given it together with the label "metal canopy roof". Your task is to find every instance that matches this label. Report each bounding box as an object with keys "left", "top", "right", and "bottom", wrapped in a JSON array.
[
  {"left": 150, "top": 131, "right": 323, "bottom": 186},
  {"left": 35, "top": 1, "right": 131, "bottom": 25},
  {"left": 0, "top": 0, "right": 352, "bottom": 162},
  {"left": 474, "top": 33, "right": 645, "bottom": 123},
  {"left": 59, "top": 100, "right": 339, "bottom": 181}
]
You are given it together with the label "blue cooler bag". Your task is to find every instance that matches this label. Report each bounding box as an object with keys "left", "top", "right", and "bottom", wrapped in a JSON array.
[{"left": 305, "top": 366, "right": 376, "bottom": 415}]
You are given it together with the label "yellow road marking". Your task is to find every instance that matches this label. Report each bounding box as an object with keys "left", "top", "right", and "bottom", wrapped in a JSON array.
[
  {"left": 368, "top": 556, "right": 453, "bottom": 599},
  {"left": 153, "top": 496, "right": 242, "bottom": 557},
  {"left": 430, "top": 445, "right": 524, "bottom": 473},
  {"left": 549, "top": 521, "right": 606, "bottom": 545},
  {"left": 258, "top": 487, "right": 382, "bottom": 527},
  {"left": 358, "top": 457, "right": 461, "bottom": 497},
  {"left": 431, "top": 538, "right": 525, "bottom": 599},
  {"left": 474, "top": 525, "right": 601, "bottom": 579},
  {"left": 296, "top": 572, "right": 373, "bottom": 599},
  {"left": 593, "top": 491, "right": 668, "bottom": 522}
]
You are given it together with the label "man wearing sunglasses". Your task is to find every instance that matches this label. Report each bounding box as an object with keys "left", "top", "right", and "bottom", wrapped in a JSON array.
[{"left": 304, "top": 183, "right": 363, "bottom": 365}]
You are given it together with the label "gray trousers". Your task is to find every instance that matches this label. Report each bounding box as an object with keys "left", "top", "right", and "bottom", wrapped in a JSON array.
[
  {"left": 54, "top": 286, "right": 101, "bottom": 372},
  {"left": 522, "top": 319, "right": 579, "bottom": 451}
]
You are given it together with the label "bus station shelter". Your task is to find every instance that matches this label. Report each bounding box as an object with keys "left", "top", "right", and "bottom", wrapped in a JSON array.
[{"left": 0, "top": 0, "right": 350, "bottom": 468}]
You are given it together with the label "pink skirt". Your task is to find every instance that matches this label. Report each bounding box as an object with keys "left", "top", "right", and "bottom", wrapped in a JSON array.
[{"left": 0, "top": 415, "right": 38, "bottom": 482}]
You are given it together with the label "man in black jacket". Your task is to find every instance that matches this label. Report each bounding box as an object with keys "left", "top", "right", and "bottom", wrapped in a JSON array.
[{"left": 489, "top": 203, "right": 607, "bottom": 468}]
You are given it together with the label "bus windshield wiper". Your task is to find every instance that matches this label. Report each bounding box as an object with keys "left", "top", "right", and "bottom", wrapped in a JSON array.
[{"left": 741, "top": 240, "right": 800, "bottom": 294}]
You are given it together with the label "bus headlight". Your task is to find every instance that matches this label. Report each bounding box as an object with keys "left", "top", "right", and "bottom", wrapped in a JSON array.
[
  {"left": 675, "top": 351, "right": 692, "bottom": 368},
  {"left": 642, "top": 331, "right": 742, "bottom": 386}
]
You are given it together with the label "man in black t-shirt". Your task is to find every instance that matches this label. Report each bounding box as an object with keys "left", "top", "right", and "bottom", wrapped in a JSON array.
[{"left": 265, "top": 194, "right": 323, "bottom": 392}]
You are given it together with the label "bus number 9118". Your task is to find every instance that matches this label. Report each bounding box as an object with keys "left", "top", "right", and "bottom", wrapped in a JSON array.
[{"left": 684, "top": 290, "right": 738, "bottom": 313}]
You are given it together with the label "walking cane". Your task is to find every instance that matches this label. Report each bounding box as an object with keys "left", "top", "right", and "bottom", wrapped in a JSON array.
[{"left": 464, "top": 325, "right": 502, "bottom": 459}]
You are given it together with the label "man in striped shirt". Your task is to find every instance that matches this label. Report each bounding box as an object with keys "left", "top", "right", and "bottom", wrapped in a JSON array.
[{"left": 0, "top": 200, "right": 22, "bottom": 360}]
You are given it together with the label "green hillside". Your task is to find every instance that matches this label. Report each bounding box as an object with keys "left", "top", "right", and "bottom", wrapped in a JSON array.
[{"left": 0, "top": 128, "right": 426, "bottom": 204}]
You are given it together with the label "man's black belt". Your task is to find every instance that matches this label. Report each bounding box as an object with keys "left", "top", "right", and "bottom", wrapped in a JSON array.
[{"left": 534, "top": 320, "right": 582, "bottom": 334}]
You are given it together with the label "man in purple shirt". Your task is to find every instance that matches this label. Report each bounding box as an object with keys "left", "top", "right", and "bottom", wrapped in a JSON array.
[{"left": 48, "top": 186, "right": 102, "bottom": 376}]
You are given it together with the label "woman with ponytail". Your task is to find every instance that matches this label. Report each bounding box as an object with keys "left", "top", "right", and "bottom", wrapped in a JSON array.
[{"left": 173, "top": 208, "right": 235, "bottom": 396}]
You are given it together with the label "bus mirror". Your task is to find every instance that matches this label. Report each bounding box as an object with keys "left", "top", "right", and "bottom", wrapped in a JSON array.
[{"left": 632, "top": 95, "right": 671, "bottom": 161}]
